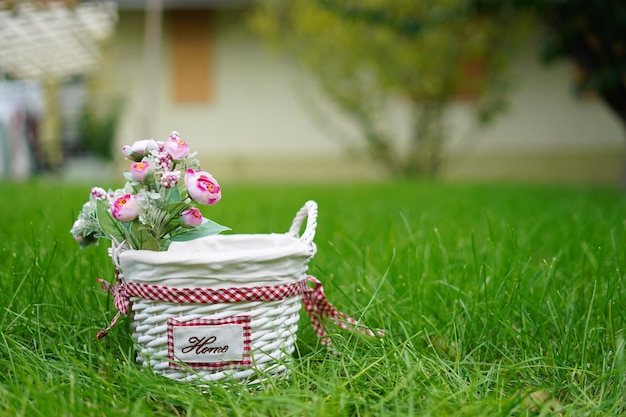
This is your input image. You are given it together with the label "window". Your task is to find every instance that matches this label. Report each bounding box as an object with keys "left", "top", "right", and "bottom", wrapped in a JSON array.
[{"left": 169, "top": 9, "right": 213, "bottom": 103}]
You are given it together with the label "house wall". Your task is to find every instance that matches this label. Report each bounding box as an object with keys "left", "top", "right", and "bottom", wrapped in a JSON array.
[
  {"left": 444, "top": 48, "right": 625, "bottom": 183},
  {"left": 102, "top": 9, "right": 625, "bottom": 184}
]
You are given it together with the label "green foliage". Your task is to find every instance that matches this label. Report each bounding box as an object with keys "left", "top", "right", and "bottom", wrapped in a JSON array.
[
  {"left": 129, "top": 218, "right": 161, "bottom": 251},
  {"left": 77, "top": 96, "right": 124, "bottom": 161},
  {"left": 169, "top": 218, "right": 230, "bottom": 243},
  {"left": 94, "top": 195, "right": 228, "bottom": 251},
  {"left": 250, "top": 0, "right": 532, "bottom": 177},
  {"left": 473, "top": 0, "right": 626, "bottom": 126},
  {"left": 1, "top": 180, "right": 626, "bottom": 415}
]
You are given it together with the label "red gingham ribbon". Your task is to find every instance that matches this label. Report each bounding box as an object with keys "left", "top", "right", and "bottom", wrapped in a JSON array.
[
  {"left": 302, "top": 276, "right": 386, "bottom": 345},
  {"left": 96, "top": 270, "right": 130, "bottom": 340},
  {"left": 97, "top": 274, "right": 385, "bottom": 344}
]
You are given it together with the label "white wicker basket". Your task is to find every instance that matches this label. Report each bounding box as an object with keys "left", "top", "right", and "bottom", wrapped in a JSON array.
[{"left": 106, "top": 201, "right": 318, "bottom": 383}]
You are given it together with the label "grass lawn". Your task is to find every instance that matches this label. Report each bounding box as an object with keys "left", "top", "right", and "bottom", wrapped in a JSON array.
[{"left": 1, "top": 179, "right": 625, "bottom": 416}]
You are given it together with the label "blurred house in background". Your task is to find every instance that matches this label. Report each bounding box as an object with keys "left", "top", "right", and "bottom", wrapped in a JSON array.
[
  {"left": 1, "top": 1, "right": 623, "bottom": 183},
  {"left": 103, "top": 0, "right": 624, "bottom": 184}
]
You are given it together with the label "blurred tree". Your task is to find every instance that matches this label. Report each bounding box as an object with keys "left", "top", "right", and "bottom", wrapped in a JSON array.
[
  {"left": 474, "top": 0, "right": 626, "bottom": 129},
  {"left": 250, "top": 0, "right": 531, "bottom": 177},
  {"left": 78, "top": 96, "right": 124, "bottom": 161}
]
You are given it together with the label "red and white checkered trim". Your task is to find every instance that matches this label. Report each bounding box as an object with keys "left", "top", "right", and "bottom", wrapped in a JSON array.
[
  {"left": 97, "top": 274, "right": 385, "bottom": 345},
  {"left": 125, "top": 280, "right": 307, "bottom": 307}
]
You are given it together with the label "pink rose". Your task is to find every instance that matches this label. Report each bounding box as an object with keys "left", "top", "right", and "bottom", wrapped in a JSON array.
[
  {"left": 163, "top": 134, "right": 189, "bottom": 160},
  {"left": 122, "top": 139, "right": 157, "bottom": 161},
  {"left": 184, "top": 169, "right": 221, "bottom": 205},
  {"left": 130, "top": 161, "right": 152, "bottom": 182},
  {"left": 180, "top": 207, "right": 203, "bottom": 226},
  {"left": 110, "top": 194, "right": 139, "bottom": 222}
]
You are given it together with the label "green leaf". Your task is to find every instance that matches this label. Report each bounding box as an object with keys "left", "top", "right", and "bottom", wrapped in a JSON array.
[
  {"left": 95, "top": 199, "right": 126, "bottom": 243},
  {"left": 161, "top": 202, "right": 190, "bottom": 235},
  {"left": 163, "top": 202, "right": 189, "bottom": 216},
  {"left": 166, "top": 185, "right": 182, "bottom": 204},
  {"left": 169, "top": 218, "right": 230, "bottom": 242},
  {"left": 130, "top": 222, "right": 160, "bottom": 251}
]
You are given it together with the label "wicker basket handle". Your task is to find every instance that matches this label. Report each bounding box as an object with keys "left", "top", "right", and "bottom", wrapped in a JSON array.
[{"left": 287, "top": 200, "right": 318, "bottom": 247}]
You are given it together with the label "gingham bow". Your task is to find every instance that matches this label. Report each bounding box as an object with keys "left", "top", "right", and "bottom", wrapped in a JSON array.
[
  {"left": 302, "top": 276, "right": 386, "bottom": 345},
  {"left": 96, "top": 271, "right": 130, "bottom": 339},
  {"left": 97, "top": 274, "right": 385, "bottom": 344}
]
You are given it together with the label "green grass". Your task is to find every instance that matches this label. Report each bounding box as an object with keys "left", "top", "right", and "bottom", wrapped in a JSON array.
[{"left": 1, "top": 179, "right": 626, "bottom": 416}]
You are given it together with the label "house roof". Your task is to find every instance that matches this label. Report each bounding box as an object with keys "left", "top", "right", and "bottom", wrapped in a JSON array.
[{"left": 0, "top": 1, "right": 118, "bottom": 79}]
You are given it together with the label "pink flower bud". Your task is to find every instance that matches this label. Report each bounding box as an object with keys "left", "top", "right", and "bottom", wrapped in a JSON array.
[
  {"left": 71, "top": 220, "right": 84, "bottom": 243},
  {"left": 122, "top": 139, "right": 157, "bottom": 161},
  {"left": 180, "top": 207, "right": 203, "bottom": 227},
  {"left": 184, "top": 169, "right": 221, "bottom": 205},
  {"left": 90, "top": 187, "right": 107, "bottom": 200},
  {"left": 160, "top": 170, "right": 180, "bottom": 189},
  {"left": 130, "top": 161, "right": 152, "bottom": 182},
  {"left": 164, "top": 134, "right": 190, "bottom": 160},
  {"left": 110, "top": 194, "right": 139, "bottom": 222},
  {"left": 107, "top": 190, "right": 118, "bottom": 204}
]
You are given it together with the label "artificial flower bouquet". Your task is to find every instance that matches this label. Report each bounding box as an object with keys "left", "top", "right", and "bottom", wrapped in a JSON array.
[{"left": 70, "top": 131, "right": 228, "bottom": 251}]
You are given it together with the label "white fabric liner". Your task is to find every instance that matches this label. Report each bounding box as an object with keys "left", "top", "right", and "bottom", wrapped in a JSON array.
[{"left": 118, "top": 233, "right": 314, "bottom": 288}]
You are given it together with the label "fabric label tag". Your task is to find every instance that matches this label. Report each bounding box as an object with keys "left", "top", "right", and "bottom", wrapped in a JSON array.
[{"left": 167, "top": 316, "right": 251, "bottom": 369}]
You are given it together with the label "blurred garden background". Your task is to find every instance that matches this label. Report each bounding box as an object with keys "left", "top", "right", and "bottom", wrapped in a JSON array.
[
  {"left": 0, "top": 0, "right": 624, "bottom": 185},
  {"left": 3, "top": 2, "right": 626, "bottom": 415}
]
